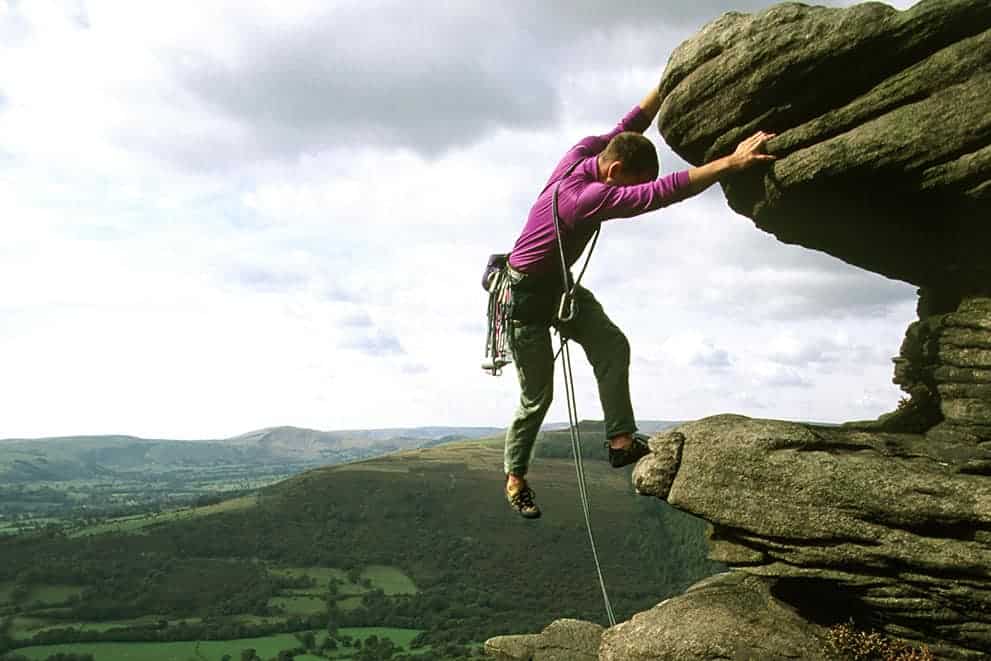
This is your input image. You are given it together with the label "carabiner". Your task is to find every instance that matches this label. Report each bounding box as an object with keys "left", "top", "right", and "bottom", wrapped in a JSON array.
[{"left": 557, "top": 292, "right": 576, "bottom": 323}]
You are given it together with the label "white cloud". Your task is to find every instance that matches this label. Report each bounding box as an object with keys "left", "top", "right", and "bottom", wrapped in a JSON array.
[
  {"left": 751, "top": 365, "right": 814, "bottom": 389},
  {"left": 0, "top": 0, "right": 925, "bottom": 438},
  {"left": 644, "top": 333, "right": 733, "bottom": 372}
]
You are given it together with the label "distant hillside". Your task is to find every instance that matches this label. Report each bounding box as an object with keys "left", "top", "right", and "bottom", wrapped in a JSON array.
[
  {"left": 0, "top": 422, "right": 690, "bottom": 484},
  {"left": 224, "top": 425, "right": 504, "bottom": 456},
  {"left": 540, "top": 420, "right": 685, "bottom": 434},
  {"left": 0, "top": 433, "right": 721, "bottom": 656},
  {"left": 0, "top": 426, "right": 502, "bottom": 483}
]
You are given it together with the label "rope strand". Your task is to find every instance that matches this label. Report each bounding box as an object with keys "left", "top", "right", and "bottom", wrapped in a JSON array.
[
  {"left": 560, "top": 337, "right": 617, "bottom": 626},
  {"left": 550, "top": 157, "right": 615, "bottom": 627}
]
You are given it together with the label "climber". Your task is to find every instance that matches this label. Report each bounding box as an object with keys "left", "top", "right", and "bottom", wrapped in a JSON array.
[{"left": 502, "top": 79, "right": 776, "bottom": 519}]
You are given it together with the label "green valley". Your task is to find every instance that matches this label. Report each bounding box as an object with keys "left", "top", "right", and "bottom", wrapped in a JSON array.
[{"left": 0, "top": 423, "right": 719, "bottom": 660}]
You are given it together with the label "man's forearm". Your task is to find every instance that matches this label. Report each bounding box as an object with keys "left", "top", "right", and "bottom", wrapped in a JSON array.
[
  {"left": 685, "top": 154, "right": 743, "bottom": 196},
  {"left": 637, "top": 83, "right": 662, "bottom": 125},
  {"left": 681, "top": 131, "right": 776, "bottom": 197}
]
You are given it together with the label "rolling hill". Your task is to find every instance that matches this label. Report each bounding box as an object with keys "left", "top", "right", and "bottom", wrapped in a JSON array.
[
  {"left": 0, "top": 422, "right": 719, "bottom": 658},
  {"left": 0, "top": 426, "right": 504, "bottom": 483}
]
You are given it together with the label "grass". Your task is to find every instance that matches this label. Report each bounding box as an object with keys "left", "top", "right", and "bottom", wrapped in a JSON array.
[
  {"left": 336, "top": 596, "right": 363, "bottom": 611},
  {"left": 337, "top": 626, "right": 422, "bottom": 646},
  {"left": 11, "top": 617, "right": 52, "bottom": 640},
  {"left": 6, "top": 564, "right": 418, "bottom": 636},
  {"left": 269, "top": 566, "right": 352, "bottom": 592},
  {"left": 826, "top": 622, "right": 934, "bottom": 660},
  {"left": 8, "top": 627, "right": 425, "bottom": 660},
  {"left": 10, "top": 615, "right": 206, "bottom": 641},
  {"left": 0, "top": 518, "right": 66, "bottom": 536},
  {"left": 360, "top": 565, "right": 418, "bottom": 595},
  {"left": 25, "top": 584, "right": 84, "bottom": 605},
  {"left": 68, "top": 495, "right": 258, "bottom": 538},
  {"left": 335, "top": 439, "right": 502, "bottom": 474},
  {"left": 268, "top": 595, "right": 327, "bottom": 616},
  {"left": 268, "top": 564, "right": 418, "bottom": 617}
]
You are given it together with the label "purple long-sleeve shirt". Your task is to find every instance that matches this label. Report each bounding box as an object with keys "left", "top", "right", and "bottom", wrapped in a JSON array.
[{"left": 508, "top": 105, "right": 691, "bottom": 274}]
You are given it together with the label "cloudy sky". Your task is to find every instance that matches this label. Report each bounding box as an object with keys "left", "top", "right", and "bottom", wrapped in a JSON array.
[{"left": 0, "top": 0, "right": 920, "bottom": 440}]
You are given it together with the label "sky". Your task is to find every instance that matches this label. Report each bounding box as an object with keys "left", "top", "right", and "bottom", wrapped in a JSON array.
[{"left": 0, "top": 0, "right": 921, "bottom": 440}]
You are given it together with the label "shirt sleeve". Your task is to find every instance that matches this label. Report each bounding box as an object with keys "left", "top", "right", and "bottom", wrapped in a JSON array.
[
  {"left": 572, "top": 105, "right": 652, "bottom": 157},
  {"left": 573, "top": 170, "right": 692, "bottom": 224}
]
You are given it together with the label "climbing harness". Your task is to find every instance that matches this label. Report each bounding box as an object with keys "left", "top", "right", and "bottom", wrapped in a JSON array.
[
  {"left": 481, "top": 158, "right": 600, "bottom": 375},
  {"left": 549, "top": 159, "right": 614, "bottom": 627}
]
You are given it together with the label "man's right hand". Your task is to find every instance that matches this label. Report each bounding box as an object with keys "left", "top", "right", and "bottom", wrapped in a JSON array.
[
  {"left": 685, "top": 130, "right": 777, "bottom": 196},
  {"left": 730, "top": 131, "right": 777, "bottom": 171}
]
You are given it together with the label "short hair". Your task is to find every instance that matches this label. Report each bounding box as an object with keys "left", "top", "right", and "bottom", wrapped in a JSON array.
[{"left": 601, "top": 131, "right": 659, "bottom": 180}]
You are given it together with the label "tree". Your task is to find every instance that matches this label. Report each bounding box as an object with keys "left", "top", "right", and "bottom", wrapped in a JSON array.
[
  {"left": 9, "top": 584, "right": 28, "bottom": 604},
  {"left": 295, "top": 631, "right": 316, "bottom": 650}
]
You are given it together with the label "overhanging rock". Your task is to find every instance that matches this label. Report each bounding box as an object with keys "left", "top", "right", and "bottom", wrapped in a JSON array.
[{"left": 658, "top": 0, "right": 991, "bottom": 292}]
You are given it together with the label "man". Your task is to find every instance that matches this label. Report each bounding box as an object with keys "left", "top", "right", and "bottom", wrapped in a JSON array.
[{"left": 503, "top": 80, "right": 775, "bottom": 519}]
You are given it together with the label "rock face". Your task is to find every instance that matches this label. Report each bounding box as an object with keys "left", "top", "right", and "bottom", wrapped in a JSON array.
[
  {"left": 931, "top": 298, "right": 991, "bottom": 436},
  {"left": 485, "top": 618, "right": 603, "bottom": 661},
  {"left": 879, "top": 295, "right": 991, "bottom": 443},
  {"left": 634, "top": 417, "right": 991, "bottom": 659},
  {"left": 599, "top": 572, "right": 838, "bottom": 661},
  {"left": 623, "top": 1, "right": 991, "bottom": 651},
  {"left": 658, "top": 0, "right": 991, "bottom": 293}
]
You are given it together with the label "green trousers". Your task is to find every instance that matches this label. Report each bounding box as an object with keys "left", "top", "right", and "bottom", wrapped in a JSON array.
[{"left": 503, "top": 283, "right": 636, "bottom": 477}]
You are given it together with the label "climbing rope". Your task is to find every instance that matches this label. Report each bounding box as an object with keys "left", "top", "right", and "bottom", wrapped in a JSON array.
[
  {"left": 550, "top": 159, "right": 615, "bottom": 627},
  {"left": 559, "top": 337, "right": 617, "bottom": 626}
]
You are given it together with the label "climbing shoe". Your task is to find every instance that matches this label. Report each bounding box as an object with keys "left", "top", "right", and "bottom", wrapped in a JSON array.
[
  {"left": 606, "top": 432, "right": 652, "bottom": 468},
  {"left": 506, "top": 482, "right": 541, "bottom": 519}
]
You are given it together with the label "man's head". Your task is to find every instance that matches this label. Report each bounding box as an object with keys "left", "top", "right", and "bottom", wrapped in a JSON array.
[{"left": 598, "top": 131, "right": 659, "bottom": 185}]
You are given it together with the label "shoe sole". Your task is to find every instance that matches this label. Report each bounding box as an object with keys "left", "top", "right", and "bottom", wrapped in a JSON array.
[
  {"left": 608, "top": 441, "right": 651, "bottom": 468},
  {"left": 507, "top": 489, "right": 541, "bottom": 519}
]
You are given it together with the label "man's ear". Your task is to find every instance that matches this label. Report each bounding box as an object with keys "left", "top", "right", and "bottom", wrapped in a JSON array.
[{"left": 605, "top": 159, "right": 623, "bottom": 181}]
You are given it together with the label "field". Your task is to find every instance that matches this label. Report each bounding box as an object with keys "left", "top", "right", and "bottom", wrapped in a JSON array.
[
  {"left": 4, "top": 562, "right": 420, "bottom": 641},
  {"left": 0, "top": 457, "right": 326, "bottom": 539},
  {"left": 360, "top": 566, "right": 418, "bottom": 596},
  {"left": 267, "top": 564, "right": 418, "bottom": 616},
  {"left": 8, "top": 627, "right": 425, "bottom": 660},
  {"left": 67, "top": 495, "right": 259, "bottom": 538},
  {"left": 269, "top": 567, "right": 353, "bottom": 592},
  {"left": 9, "top": 614, "right": 210, "bottom": 642}
]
